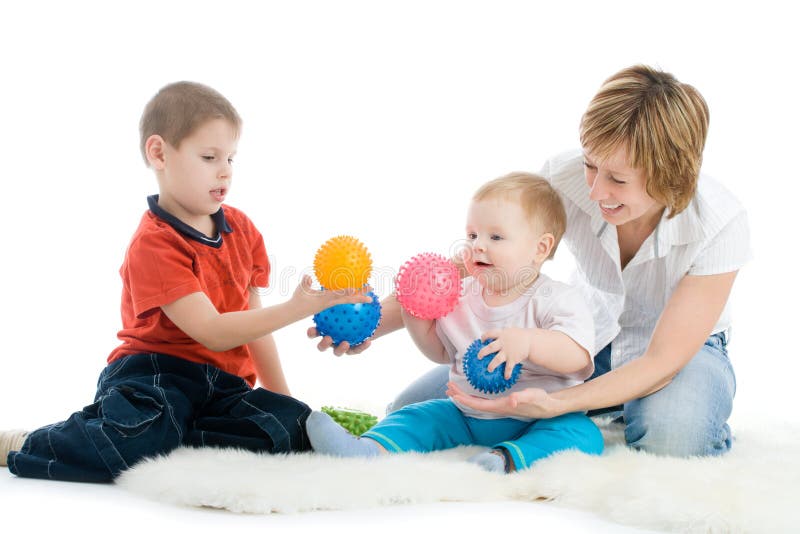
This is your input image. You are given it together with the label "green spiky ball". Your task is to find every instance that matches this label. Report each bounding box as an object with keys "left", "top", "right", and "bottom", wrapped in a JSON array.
[{"left": 321, "top": 406, "right": 378, "bottom": 436}]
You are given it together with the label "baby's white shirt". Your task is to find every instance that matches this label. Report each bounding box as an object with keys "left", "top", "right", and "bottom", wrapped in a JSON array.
[{"left": 436, "top": 274, "right": 595, "bottom": 420}]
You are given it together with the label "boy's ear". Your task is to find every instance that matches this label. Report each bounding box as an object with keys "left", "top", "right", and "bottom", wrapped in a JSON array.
[
  {"left": 536, "top": 233, "right": 555, "bottom": 262},
  {"left": 144, "top": 134, "right": 167, "bottom": 170}
]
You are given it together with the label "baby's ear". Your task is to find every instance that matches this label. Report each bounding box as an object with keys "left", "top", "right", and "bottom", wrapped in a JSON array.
[
  {"left": 144, "top": 134, "right": 166, "bottom": 170},
  {"left": 536, "top": 233, "right": 555, "bottom": 261}
]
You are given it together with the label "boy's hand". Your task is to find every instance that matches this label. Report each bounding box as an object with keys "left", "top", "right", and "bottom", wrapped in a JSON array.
[
  {"left": 307, "top": 327, "right": 373, "bottom": 356},
  {"left": 292, "top": 275, "right": 372, "bottom": 317},
  {"left": 477, "top": 328, "right": 533, "bottom": 379}
]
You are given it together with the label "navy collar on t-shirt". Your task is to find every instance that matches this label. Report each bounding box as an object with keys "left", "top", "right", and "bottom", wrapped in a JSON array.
[{"left": 147, "top": 194, "right": 233, "bottom": 248}]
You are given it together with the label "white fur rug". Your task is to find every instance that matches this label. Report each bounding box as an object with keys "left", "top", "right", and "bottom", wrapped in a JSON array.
[{"left": 116, "top": 417, "right": 798, "bottom": 533}]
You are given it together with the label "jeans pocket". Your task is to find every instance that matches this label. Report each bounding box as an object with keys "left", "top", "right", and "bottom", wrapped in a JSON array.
[
  {"left": 99, "top": 385, "right": 164, "bottom": 438},
  {"left": 704, "top": 332, "right": 727, "bottom": 353}
]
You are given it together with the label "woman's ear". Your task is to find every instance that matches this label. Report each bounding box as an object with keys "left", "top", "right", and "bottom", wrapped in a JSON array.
[
  {"left": 144, "top": 134, "right": 167, "bottom": 170},
  {"left": 535, "top": 233, "right": 555, "bottom": 262}
]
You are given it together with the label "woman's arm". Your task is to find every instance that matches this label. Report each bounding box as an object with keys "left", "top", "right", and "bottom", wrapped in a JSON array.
[
  {"left": 448, "top": 271, "right": 738, "bottom": 418},
  {"left": 247, "top": 291, "right": 291, "bottom": 395},
  {"left": 373, "top": 294, "right": 405, "bottom": 337}
]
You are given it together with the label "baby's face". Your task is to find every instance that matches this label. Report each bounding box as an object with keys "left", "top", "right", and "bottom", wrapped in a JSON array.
[{"left": 464, "top": 198, "right": 543, "bottom": 294}]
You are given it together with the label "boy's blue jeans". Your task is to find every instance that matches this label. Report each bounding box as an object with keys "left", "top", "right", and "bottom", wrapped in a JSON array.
[
  {"left": 387, "top": 332, "right": 735, "bottom": 457},
  {"left": 364, "top": 399, "right": 603, "bottom": 471},
  {"left": 7, "top": 353, "right": 311, "bottom": 482}
]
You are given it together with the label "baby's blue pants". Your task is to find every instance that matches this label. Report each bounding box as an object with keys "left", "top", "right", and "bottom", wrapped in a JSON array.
[{"left": 362, "top": 399, "right": 603, "bottom": 471}]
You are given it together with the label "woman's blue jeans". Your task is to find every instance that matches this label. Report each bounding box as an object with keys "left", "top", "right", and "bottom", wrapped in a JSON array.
[{"left": 388, "top": 332, "right": 736, "bottom": 457}]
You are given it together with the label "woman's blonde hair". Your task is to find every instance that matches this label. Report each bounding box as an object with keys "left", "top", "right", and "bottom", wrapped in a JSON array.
[
  {"left": 139, "top": 81, "right": 242, "bottom": 164},
  {"left": 473, "top": 172, "right": 566, "bottom": 259},
  {"left": 580, "top": 65, "right": 709, "bottom": 217}
]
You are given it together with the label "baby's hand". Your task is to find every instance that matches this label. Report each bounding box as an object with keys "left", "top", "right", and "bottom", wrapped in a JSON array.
[
  {"left": 452, "top": 250, "right": 469, "bottom": 279},
  {"left": 477, "top": 328, "right": 533, "bottom": 379}
]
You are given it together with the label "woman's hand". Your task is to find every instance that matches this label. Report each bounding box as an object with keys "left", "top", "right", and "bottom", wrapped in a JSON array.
[
  {"left": 446, "top": 381, "right": 564, "bottom": 419},
  {"left": 306, "top": 292, "right": 406, "bottom": 357},
  {"left": 293, "top": 275, "right": 373, "bottom": 356},
  {"left": 306, "top": 327, "right": 373, "bottom": 356}
]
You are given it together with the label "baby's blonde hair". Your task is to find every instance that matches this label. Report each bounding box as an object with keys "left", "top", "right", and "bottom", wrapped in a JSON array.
[
  {"left": 473, "top": 172, "right": 566, "bottom": 260},
  {"left": 580, "top": 65, "right": 709, "bottom": 217},
  {"left": 139, "top": 81, "right": 242, "bottom": 164}
]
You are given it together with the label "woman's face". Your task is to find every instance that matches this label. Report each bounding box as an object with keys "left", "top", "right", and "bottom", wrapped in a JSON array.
[{"left": 582, "top": 145, "right": 663, "bottom": 227}]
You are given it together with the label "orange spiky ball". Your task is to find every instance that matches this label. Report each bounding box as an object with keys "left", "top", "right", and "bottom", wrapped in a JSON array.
[{"left": 314, "top": 236, "right": 373, "bottom": 290}]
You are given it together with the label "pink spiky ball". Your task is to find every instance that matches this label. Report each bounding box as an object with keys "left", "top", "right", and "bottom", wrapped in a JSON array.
[{"left": 395, "top": 253, "right": 461, "bottom": 320}]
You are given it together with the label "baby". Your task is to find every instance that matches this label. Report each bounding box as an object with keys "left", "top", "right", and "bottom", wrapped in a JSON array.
[{"left": 306, "top": 172, "right": 604, "bottom": 473}]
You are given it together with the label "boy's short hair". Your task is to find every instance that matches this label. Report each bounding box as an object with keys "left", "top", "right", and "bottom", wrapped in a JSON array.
[
  {"left": 139, "top": 81, "right": 242, "bottom": 164},
  {"left": 579, "top": 64, "right": 709, "bottom": 218},
  {"left": 473, "top": 172, "right": 566, "bottom": 260}
]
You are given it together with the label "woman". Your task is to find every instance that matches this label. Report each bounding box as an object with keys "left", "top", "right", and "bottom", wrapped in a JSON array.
[{"left": 310, "top": 64, "right": 751, "bottom": 457}]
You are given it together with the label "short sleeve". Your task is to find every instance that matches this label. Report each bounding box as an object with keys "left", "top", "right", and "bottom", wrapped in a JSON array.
[
  {"left": 434, "top": 319, "right": 459, "bottom": 360},
  {"left": 536, "top": 285, "right": 596, "bottom": 380},
  {"left": 537, "top": 150, "right": 586, "bottom": 183},
  {"left": 249, "top": 231, "right": 270, "bottom": 289},
  {"left": 229, "top": 207, "right": 270, "bottom": 289},
  {"left": 125, "top": 230, "right": 202, "bottom": 318},
  {"left": 537, "top": 285, "right": 595, "bottom": 356},
  {"left": 538, "top": 158, "right": 552, "bottom": 181},
  {"left": 689, "top": 211, "right": 752, "bottom": 276}
]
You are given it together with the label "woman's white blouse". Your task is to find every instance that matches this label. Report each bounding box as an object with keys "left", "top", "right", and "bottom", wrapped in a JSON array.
[{"left": 540, "top": 150, "right": 752, "bottom": 369}]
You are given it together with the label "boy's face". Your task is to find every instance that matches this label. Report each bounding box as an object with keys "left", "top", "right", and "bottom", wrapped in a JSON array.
[
  {"left": 464, "top": 197, "right": 548, "bottom": 295},
  {"left": 156, "top": 118, "right": 238, "bottom": 229}
]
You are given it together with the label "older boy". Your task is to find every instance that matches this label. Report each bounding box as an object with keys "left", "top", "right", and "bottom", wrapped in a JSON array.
[
  {"left": 1, "top": 82, "right": 369, "bottom": 482},
  {"left": 307, "top": 173, "right": 604, "bottom": 473}
]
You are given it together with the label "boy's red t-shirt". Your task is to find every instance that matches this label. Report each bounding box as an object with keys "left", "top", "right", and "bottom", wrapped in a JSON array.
[{"left": 107, "top": 202, "right": 270, "bottom": 387}]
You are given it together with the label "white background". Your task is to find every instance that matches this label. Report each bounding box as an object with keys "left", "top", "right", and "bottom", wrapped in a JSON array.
[{"left": 0, "top": 1, "right": 797, "bottom": 531}]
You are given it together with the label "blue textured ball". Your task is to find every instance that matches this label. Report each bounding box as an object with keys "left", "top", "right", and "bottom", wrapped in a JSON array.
[
  {"left": 462, "top": 338, "right": 522, "bottom": 394},
  {"left": 313, "top": 291, "right": 382, "bottom": 346}
]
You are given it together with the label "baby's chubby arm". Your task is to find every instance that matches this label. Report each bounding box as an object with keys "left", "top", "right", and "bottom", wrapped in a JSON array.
[
  {"left": 161, "top": 275, "right": 371, "bottom": 353},
  {"left": 478, "top": 328, "right": 590, "bottom": 379},
  {"left": 401, "top": 308, "right": 449, "bottom": 364}
]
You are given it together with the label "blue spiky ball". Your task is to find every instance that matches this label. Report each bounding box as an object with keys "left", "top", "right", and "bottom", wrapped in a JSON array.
[
  {"left": 313, "top": 290, "right": 381, "bottom": 346},
  {"left": 462, "top": 338, "right": 522, "bottom": 394}
]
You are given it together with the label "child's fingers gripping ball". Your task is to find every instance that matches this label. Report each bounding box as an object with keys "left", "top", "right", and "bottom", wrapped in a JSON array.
[
  {"left": 395, "top": 253, "right": 461, "bottom": 320},
  {"left": 314, "top": 236, "right": 373, "bottom": 291},
  {"left": 313, "top": 291, "right": 382, "bottom": 346},
  {"left": 462, "top": 338, "right": 522, "bottom": 394},
  {"left": 321, "top": 406, "right": 379, "bottom": 436}
]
